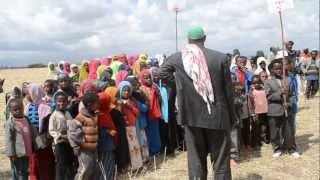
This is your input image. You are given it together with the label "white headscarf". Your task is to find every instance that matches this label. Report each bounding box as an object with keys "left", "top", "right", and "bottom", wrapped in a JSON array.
[{"left": 255, "top": 57, "right": 270, "bottom": 75}]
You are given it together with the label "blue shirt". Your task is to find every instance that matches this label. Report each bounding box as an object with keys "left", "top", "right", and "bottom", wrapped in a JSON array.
[
  {"left": 288, "top": 73, "right": 299, "bottom": 113},
  {"left": 28, "top": 104, "right": 39, "bottom": 129}
]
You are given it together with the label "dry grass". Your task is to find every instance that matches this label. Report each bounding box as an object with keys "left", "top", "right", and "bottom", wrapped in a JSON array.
[{"left": 0, "top": 68, "right": 319, "bottom": 180}]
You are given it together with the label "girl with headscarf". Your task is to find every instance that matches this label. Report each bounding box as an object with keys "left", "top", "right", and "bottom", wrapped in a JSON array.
[
  {"left": 70, "top": 64, "right": 80, "bottom": 82},
  {"left": 104, "top": 83, "right": 130, "bottom": 171},
  {"left": 139, "top": 69, "right": 162, "bottom": 155},
  {"left": 47, "top": 62, "right": 58, "bottom": 80},
  {"left": 96, "top": 65, "right": 115, "bottom": 91},
  {"left": 79, "top": 61, "right": 89, "bottom": 82},
  {"left": 88, "top": 60, "right": 100, "bottom": 80},
  {"left": 57, "top": 61, "right": 65, "bottom": 77},
  {"left": 128, "top": 55, "right": 139, "bottom": 68},
  {"left": 115, "top": 64, "right": 130, "bottom": 87},
  {"left": 24, "top": 84, "right": 55, "bottom": 180},
  {"left": 133, "top": 54, "right": 148, "bottom": 75},
  {"left": 118, "top": 81, "right": 143, "bottom": 170},
  {"left": 118, "top": 53, "right": 128, "bottom": 65},
  {"left": 101, "top": 57, "right": 112, "bottom": 66},
  {"left": 255, "top": 57, "right": 270, "bottom": 76},
  {"left": 96, "top": 93, "right": 117, "bottom": 180},
  {"left": 126, "top": 75, "right": 150, "bottom": 162},
  {"left": 110, "top": 56, "right": 123, "bottom": 80},
  {"left": 63, "top": 62, "right": 71, "bottom": 76}
]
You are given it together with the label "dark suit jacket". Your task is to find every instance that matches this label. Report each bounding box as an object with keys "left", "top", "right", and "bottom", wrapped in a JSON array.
[{"left": 159, "top": 45, "right": 236, "bottom": 130}]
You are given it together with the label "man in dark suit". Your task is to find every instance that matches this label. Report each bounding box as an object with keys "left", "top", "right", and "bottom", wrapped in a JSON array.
[{"left": 159, "top": 26, "right": 236, "bottom": 180}]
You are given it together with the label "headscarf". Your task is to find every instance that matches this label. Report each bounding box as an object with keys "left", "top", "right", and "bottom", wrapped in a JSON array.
[
  {"left": 116, "top": 71, "right": 129, "bottom": 87},
  {"left": 133, "top": 54, "right": 148, "bottom": 75},
  {"left": 128, "top": 55, "right": 139, "bottom": 67},
  {"left": 155, "top": 54, "right": 165, "bottom": 66},
  {"left": 89, "top": 60, "right": 100, "bottom": 80},
  {"left": 47, "top": 62, "right": 58, "bottom": 80},
  {"left": 97, "top": 65, "right": 108, "bottom": 80},
  {"left": 98, "top": 92, "right": 116, "bottom": 130},
  {"left": 79, "top": 80, "right": 98, "bottom": 97},
  {"left": 63, "top": 62, "right": 71, "bottom": 75},
  {"left": 118, "top": 53, "right": 128, "bottom": 64},
  {"left": 181, "top": 44, "right": 214, "bottom": 114},
  {"left": 139, "top": 69, "right": 162, "bottom": 120},
  {"left": 118, "top": 81, "right": 132, "bottom": 99},
  {"left": 110, "top": 60, "right": 123, "bottom": 80},
  {"left": 28, "top": 83, "right": 46, "bottom": 105},
  {"left": 101, "top": 57, "right": 112, "bottom": 66},
  {"left": 79, "top": 60, "right": 89, "bottom": 82},
  {"left": 70, "top": 64, "right": 79, "bottom": 77},
  {"left": 105, "top": 86, "right": 118, "bottom": 109},
  {"left": 255, "top": 57, "right": 270, "bottom": 75}
]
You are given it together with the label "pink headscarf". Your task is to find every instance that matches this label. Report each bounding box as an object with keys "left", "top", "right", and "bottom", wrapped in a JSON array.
[
  {"left": 115, "top": 70, "right": 129, "bottom": 87},
  {"left": 89, "top": 60, "right": 100, "bottom": 80},
  {"left": 79, "top": 80, "right": 98, "bottom": 97},
  {"left": 118, "top": 53, "right": 128, "bottom": 64},
  {"left": 101, "top": 57, "right": 112, "bottom": 66},
  {"left": 63, "top": 62, "right": 71, "bottom": 75},
  {"left": 28, "top": 83, "right": 46, "bottom": 104},
  {"left": 128, "top": 55, "right": 139, "bottom": 67}
]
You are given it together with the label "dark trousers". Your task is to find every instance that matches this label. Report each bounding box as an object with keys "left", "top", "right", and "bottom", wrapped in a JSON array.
[
  {"left": 241, "top": 118, "right": 251, "bottom": 146},
  {"left": 258, "top": 114, "right": 270, "bottom": 144},
  {"left": 251, "top": 117, "right": 261, "bottom": 148},
  {"left": 284, "top": 113, "right": 297, "bottom": 153},
  {"left": 268, "top": 116, "right": 286, "bottom": 153},
  {"left": 10, "top": 156, "right": 29, "bottom": 180},
  {"left": 185, "top": 126, "right": 231, "bottom": 180},
  {"left": 54, "top": 142, "right": 77, "bottom": 180},
  {"left": 306, "top": 80, "right": 319, "bottom": 98},
  {"left": 230, "top": 123, "right": 240, "bottom": 161}
]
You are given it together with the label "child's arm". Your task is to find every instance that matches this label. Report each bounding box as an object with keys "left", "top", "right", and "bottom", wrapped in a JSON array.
[
  {"left": 48, "top": 114, "right": 58, "bottom": 144},
  {"left": 265, "top": 81, "right": 282, "bottom": 102},
  {"left": 4, "top": 121, "right": 16, "bottom": 159}
]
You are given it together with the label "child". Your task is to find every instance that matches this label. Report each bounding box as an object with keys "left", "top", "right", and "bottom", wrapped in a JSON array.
[
  {"left": 97, "top": 92, "right": 117, "bottom": 180},
  {"left": 67, "top": 92, "right": 99, "bottom": 180},
  {"left": 139, "top": 69, "right": 162, "bottom": 155},
  {"left": 250, "top": 75, "right": 269, "bottom": 147},
  {"left": 49, "top": 91, "right": 76, "bottom": 180},
  {"left": 43, "top": 79, "right": 57, "bottom": 106},
  {"left": 47, "top": 62, "right": 58, "bottom": 80},
  {"left": 126, "top": 75, "right": 150, "bottom": 162},
  {"left": 24, "top": 84, "right": 55, "bottom": 180},
  {"left": 259, "top": 71, "right": 269, "bottom": 83},
  {"left": 302, "top": 50, "right": 319, "bottom": 98},
  {"left": 70, "top": 64, "right": 80, "bottom": 82},
  {"left": 118, "top": 81, "right": 143, "bottom": 170},
  {"left": 5, "top": 99, "right": 34, "bottom": 180},
  {"left": 265, "top": 59, "right": 293, "bottom": 158}
]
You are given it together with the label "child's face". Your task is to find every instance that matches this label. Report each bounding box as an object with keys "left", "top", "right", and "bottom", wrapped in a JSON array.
[
  {"left": 143, "top": 74, "right": 152, "bottom": 86},
  {"left": 121, "top": 86, "right": 131, "bottom": 99},
  {"left": 84, "top": 63, "right": 89, "bottom": 72},
  {"left": 59, "top": 79, "right": 70, "bottom": 90},
  {"left": 259, "top": 61, "right": 266, "bottom": 69},
  {"left": 236, "top": 58, "right": 247, "bottom": 68},
  {"left": 87, "top": 101, "right": 100, "bottom": 114},
  {"left": 131, "top": 79, "right": 140, "bottom": 91},
  {"left": 49, "top": 64, "right": 55, "bottom": 71},
  {"left": 259, "top": 72, "right": 268, "bottom": 81},
  {"left": 252, "top": 78, "right": 262, "bottom": 89},
  {"left": 65, "top": 64, "right": 71, "bottom": 71},
  {"left": 153, "top": 74, "right": 160, "bottom": 83},
  {"left": 272, "top": 63, "right": 283, "bottom": 78},
  {"left": 10, "top": 102, "right": 24, "bottom": 118},
  {"left": 72, "top": 67, "right": 79, "bottom": 74},
  {"left": 56, "top": 95, "right": 68, "bottom": 111},
  {"left": 44, "top": 82, "right": 54, "bottom": 95},
  {"left": 74, "top": 84, "right": 81, "bottom": 96}
]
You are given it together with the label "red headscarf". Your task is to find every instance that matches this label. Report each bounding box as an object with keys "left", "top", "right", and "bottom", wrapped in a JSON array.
[
  {"left": 79, "top": 80, "right": 98, "bottom": 97},
  {"left": 101, "top": 57, "right": 111, "bottom": 66},
  {"left": 89, "top": 60, "right": 100, "bottom": 80},
  {"left": 139, "top": 69, "right": 162, "bottom": 120},
  {"left": 98, "top": 93, "right": 116, "bottom": 130},
  {"left": 128, "top": 55, "right": 139, "bottom": 67},
  {"left": 115, "top": 70, "right": 129, "bottom": 87}
]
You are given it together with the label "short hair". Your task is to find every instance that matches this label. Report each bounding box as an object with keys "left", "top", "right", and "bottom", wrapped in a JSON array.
[
  {"left": 268, "top": 59, "right": 283, "bottom": 71},
  {"left": 287, "top": 41, "right": 294, "bottom": 45},
  {"left": 235, "top": 56, "right": 247, "bottom": 61},
  {"left": 54, "top": 91, "right": 68, "bottom": 101},
  {"left": 82, "top": 92, "right": 99, "bottom": 108},
  {"left": 9, "top": 98, "right": 23, "bottom": 109},
  {"left": 252, "top": 75, "right": 263, "bottom": 84}
]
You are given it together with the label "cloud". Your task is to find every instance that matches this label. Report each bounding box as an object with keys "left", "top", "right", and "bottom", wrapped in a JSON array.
[{"left": 0, "top": 0, "right": 318, "bottom": 66}]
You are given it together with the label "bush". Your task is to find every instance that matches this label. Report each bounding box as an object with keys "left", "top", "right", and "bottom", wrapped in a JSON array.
[{"left": 27, "top": 63, "right": 47, "bottom": 68}]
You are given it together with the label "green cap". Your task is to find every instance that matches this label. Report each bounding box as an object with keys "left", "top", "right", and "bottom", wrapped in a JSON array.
[{"left": 187, "top": 26, "right": 205, "bottom": 40}]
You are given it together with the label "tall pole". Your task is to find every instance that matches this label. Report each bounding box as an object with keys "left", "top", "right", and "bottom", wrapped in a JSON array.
[
  {"left": 278, "top": 10, "right": 288, "bottom": 117},
  {"left": 175, "top": 10, "right": 178, "bottom": 51}
]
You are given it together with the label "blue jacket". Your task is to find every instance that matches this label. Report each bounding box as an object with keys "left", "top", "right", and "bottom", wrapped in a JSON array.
[{"left": 288, "top": 73, "right": 299, "bottom": 113}]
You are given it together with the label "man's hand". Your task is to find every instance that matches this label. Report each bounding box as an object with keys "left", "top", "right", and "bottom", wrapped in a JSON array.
[{"left": 108, "top": 130, "right": 117, "bottom": 137}]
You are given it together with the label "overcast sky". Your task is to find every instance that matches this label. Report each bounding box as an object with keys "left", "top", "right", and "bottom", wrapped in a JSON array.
[{"left": 0, "top": 0, "right": 319, "bottom": 66}]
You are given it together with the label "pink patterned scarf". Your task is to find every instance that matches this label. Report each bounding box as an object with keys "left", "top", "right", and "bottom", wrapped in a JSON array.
[{"left": 181, "top": 44, "right": 215, "bottom": 114}]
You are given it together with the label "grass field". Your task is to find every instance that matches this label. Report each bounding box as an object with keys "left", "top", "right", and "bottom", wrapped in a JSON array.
[{"left": 0, "top": 68, "right": 319, "bottom": 180}]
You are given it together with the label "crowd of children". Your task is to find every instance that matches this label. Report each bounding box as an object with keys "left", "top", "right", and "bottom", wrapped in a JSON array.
[{"left": 4, "top": 42, "right": 319, "bottom": 179}]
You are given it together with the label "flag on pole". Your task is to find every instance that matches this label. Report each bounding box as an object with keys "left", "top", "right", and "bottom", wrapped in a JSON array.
[
  {"left": 167, "top": 0, "right": 186, "bottom": 11},
  {"left": 267, "top": 0, "right": 294, "bottom": 13}
]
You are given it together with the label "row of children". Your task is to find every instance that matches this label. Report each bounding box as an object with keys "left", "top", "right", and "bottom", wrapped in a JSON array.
[
  {"left": 5, "top": 55, "right": 183, "bottom": 180},
  {"left": 228, "top": 54, "right": 301, "bottom": 166}
]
